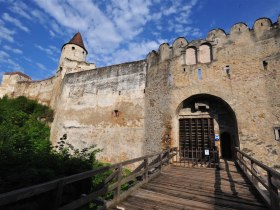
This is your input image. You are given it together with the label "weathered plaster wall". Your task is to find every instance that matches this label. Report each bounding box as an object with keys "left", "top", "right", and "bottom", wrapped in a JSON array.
[
  {"left": 0, "top": 73, "right": 31, "bottom": 98},
  {"left": 0, "top": 17, "right": 279, "bottom": 169},
  {"left": 145, "top": 17, "right": 280, "bottom": 168},
  {"left": 13, "top": 76, "right": 58, "bottom": 107},
  {"left": 51, "top": 60, "right": 146, "bottom": 163}
]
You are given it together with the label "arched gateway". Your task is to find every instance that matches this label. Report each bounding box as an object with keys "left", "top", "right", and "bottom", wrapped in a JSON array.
[{"left": 177, "top": 94, "right": 239, "bottom": 160}]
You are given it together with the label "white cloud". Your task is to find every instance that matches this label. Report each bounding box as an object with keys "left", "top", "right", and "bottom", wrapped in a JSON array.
[
  {"left": 0, "top": 50, "right": 22, "bottom": 71},
  {"left": 3, "top": 45, "right": 23, "bottom": 54},
  {"left": 2, "top": 13, "right": 30, "bottom": 33},
  {"left": 0, "top": 20, "right": 15, "bottom": 42},
  {"left": 33, "top": 0, "right": 200, "bottom": 67},
  {"left": 9, "top": 1, "right": 33, "bottom": 20},
  {"left": 49, "top": 30, "right": 55, "bottom": 37},
  {"left": 23, "top": 56, "right": 32, "bottom": 63},
  {"left": 36, "top": 62, "right": 47, "bottom": 71},
  {"left": 34, "top": 44, "right": 59, "bottom": 64},
  {"left": 34, "top": 44, "right": 59, "bottom": 56},
  {"left": 0, "top": 50, "right": 10, "bottom": 59}
]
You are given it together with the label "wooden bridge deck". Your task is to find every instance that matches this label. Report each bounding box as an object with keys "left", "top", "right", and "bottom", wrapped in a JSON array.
[{"left": 111, "top": 160, "right": 267, "bottom": 210}]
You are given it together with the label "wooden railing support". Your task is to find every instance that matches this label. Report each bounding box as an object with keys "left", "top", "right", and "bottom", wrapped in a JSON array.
[
  {"left": 268, "top": 171, "right": 279, "bottom": 210},
  {"left": 143, "top": 158, "right": 148, "bottom": 181},
  {"left": 0, "top": 147, "right": 177, "bottom": 210},
  {"left": 235, "top": 147, "right": 280, "bottom": 210},
  {"left": 159, "top": 153, "right": 162, "bottom": 172},
  {"left": 114, "top": 164, "right": 122, "bottom": 202},
  {"left": 51, "top": 180, "right": 64, "bottom": 210}
]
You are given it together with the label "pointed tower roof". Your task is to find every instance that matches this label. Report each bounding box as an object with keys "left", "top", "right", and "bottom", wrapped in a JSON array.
[{"left": 62, "top": 32, "right": 88, "bottom": 54}]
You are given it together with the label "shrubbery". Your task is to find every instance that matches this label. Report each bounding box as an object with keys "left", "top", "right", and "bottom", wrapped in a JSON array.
[{"left": 0, "top": 96, "right": 102, "bottom": 194}]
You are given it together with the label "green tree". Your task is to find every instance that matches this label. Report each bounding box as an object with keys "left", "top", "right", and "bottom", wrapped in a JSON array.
[{"left": 0, "top": 96, "right": 101, "bottom": 194}]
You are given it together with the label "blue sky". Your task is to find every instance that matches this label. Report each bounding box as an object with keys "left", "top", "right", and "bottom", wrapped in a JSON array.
[{"left": 0, "top": 0, "right": 279, "bottom": 80}]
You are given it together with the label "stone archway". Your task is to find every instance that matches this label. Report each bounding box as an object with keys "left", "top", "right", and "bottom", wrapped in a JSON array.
[{"left": 176, "top": 94, "right": 239, "bottom": 159}]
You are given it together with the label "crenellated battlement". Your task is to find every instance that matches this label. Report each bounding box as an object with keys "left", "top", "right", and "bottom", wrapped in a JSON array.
[
  {"left": 147, "top": 16, "right": 280, "bottom": 66},
  {"left": 0, "top": 16, "right": 279, "bottom": 167}
]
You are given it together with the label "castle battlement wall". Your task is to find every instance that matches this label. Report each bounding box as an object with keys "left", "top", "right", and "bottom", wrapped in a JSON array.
[
  {"left": 144, "top": 16, "right": 280, "bottom": 167},
  {"left": 0, "top": 16, "right": 279, "bottom": 168},
  {"left": 51, "top": 60, "right": 147, "bottom": 163},
  {"left": 13, "top": 75, "right": 58, "bottom": 107},
  {"left": 147, "top": 17, "right": 280, "bottom": 66}
]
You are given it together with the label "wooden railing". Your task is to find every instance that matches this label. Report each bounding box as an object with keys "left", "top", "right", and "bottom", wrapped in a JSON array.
[
  {"left": 0, "top": 147, "right": 177, "bottom": 210},
  {"left": 173, "top": 147, "right": 219, "bottom": 168},
  {"left": 235, "top": 147, "right": 280, "bottom": 210}
]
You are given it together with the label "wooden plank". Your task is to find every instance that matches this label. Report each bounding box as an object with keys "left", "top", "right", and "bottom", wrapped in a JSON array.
[
  {"left": 147, "top": 180, "right": 259, "bottom": 202},
  {"left": 114, "top": 161, "right": 268, "bottom": 210},
  {"left": 140, "top": 185, "right": 267, "bottom": 210},
  {"left": 143, "top": 182, "right": 265, "bottom": 207}
]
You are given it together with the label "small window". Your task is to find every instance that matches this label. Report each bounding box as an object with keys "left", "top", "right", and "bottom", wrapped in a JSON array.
[
  {"left": 198, "top": 68, "right": 202, "bottom": 80},
  {"left": 263, "top": 61, "right": 268, "bottom": 70},
  {"left": 72, "top": 46, "right": 75, "bottom": 50},
  {"left": 225, "top": 65, "right": 231, "bottom": 78},
  {"left": 274, "top": 127, "right": 280, "bottom": 141}
]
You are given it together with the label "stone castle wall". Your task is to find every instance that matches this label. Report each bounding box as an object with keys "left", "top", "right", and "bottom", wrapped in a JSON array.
[
  {"left": 145, "top": 17, "right": 280, "bottom": 167},
  {"left": 13, "top": 76, "right": 58, "bottom": 107},
  {"left": 51, "top": 60, "right": 146, "bottom": 163},
  {"left": 0, "top": 17, "right": 279, "bottom": 167}
]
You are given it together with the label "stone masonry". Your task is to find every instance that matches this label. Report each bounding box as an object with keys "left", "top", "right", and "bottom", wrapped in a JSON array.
[{"left": 0, "top": 18, "right": 279, "bottom": 168}]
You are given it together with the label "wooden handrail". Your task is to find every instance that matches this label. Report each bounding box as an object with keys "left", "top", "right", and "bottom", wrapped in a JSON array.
[
  {"left": 235, "top": 147, "right": 280, "bottom": 210},
  {"left": 0, "top": 147, "right": 177, "bottom": 210}
]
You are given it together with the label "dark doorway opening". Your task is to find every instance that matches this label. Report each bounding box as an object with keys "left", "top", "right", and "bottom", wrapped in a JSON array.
[{"left": 221, "top": 132, "right": 232, "bottom": 159}]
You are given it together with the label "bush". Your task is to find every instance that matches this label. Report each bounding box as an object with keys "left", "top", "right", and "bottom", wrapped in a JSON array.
[{"left": 0, "top": 96, "right": 102, "bottom": 194}]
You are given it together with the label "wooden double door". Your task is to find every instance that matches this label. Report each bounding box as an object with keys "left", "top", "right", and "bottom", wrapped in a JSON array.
[{"left": 179, "top": 118, "right": 215, "bottom": 152}]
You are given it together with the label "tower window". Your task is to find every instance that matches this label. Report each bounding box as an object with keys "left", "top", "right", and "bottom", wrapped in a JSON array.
[
  {"left": 225, "top": 65, "right": 231, "bottom": 78},
  {"left": 72, "top": 46, "right": 75, "bottom": 50},
  {"left": 274, "top": 127, "right": 280, "bottom": 141},
  {"left": 263, "top": 61, "right": 268, "bottom": 70},
  {"left": 198, "top": 68, "right": 202, "bottom": 80}
]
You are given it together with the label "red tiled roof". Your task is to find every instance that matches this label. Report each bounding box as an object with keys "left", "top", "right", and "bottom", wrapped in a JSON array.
[
  {"left": 63, "top": 32, "right": 87, "bottom": 54},
  {"left": 4, "top": 72, "right": 31, "bottom": 80}
]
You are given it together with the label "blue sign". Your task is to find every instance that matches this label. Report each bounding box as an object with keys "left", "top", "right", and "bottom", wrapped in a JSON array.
[{"left": 215, "top": 134, "right": 220, "bottom": 141}]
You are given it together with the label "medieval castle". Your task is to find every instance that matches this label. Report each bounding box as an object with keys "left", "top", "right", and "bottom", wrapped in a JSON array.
[{"left": 0, "top": 17, "right": 279, "bottom": 168}]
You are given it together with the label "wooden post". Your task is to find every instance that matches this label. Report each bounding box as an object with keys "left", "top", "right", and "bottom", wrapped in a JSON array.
[
  {"left": 176, "top": 148, "right": 178, "bottom": 165},
  {"left": 187, "top": 148, "right": 189, "bottom": 166},
  {"left": 267, "top": 171, "right": 279, "bottom": 210},
  {"left": 183, "top": 148, "right": 186, "bottom": 167},
  {"left": 144, "top": 158, "right": 148, "bottom": 181},
  {"left": 51, "top": 180, "right": 64, "bottom": 210},
  {"left": 115, "top": 164, "right": 122, "bottom": 202},
  {"left": 251, "top": 160, "right": 254, "bottom": 184},
  {"left": 159, "top": 153, "right": 162, "bottom": 172},
  {"left": 167, "top": 148, "right": 170, "bottom": 165}
]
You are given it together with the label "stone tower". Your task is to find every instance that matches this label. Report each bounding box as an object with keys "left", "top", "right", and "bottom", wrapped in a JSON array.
[{"left": 58, "top": 32, "right": 88, "bottom": 66}]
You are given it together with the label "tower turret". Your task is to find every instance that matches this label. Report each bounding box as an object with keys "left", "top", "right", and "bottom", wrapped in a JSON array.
[{"left": 59, "top": 32, "right": 88, "bottom": 66}]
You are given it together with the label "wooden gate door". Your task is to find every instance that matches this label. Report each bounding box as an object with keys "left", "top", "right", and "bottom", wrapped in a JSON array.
[{"left": 179, "top": 118, "right": 215, "bottom": 160}]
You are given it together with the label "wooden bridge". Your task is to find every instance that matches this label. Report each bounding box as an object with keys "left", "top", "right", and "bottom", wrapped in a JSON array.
[{"left": 0, "top": 148, "right": 279, "bottom": 210}]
